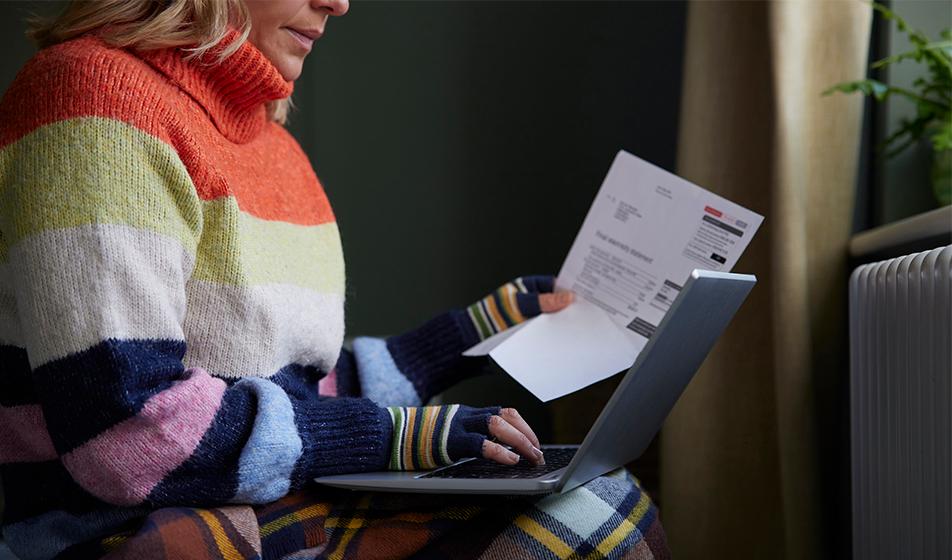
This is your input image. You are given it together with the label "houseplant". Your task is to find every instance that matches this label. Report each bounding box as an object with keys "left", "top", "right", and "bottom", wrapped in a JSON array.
[{"left": 824, "top": 2, "right": 951, "bottom": 206}]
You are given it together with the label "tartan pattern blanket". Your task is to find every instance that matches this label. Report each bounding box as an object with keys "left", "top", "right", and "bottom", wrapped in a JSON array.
[{"left": 89, "top": 470, "right": 668, "bottom": 560}]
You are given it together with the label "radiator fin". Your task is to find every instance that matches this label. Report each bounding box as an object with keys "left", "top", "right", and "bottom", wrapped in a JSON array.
[{"left": 850, "top": 245, "right": 951, "bottom": 560}]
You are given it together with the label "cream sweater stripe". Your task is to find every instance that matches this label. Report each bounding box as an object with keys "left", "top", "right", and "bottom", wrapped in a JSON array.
[
  {"left": 9, "top": 224, "right": 192, "bottom": 368},
  {"left": 183, "top": 281, "right": 345, "bottom": 378},
  {"left": 0, "top": 262, "right": 23, "bottom": 347},
  {"left": 6, "top": 225, "right": 348, "bottom": 375}
]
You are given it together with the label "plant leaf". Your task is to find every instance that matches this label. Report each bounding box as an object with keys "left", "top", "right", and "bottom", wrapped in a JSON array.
[
  {"left": 931, "top": 120, "right": 952, "bottom": 151},
  {"left": 831, "top": 2, "right": 952, "bottom": 159},
  {"left": 822, "top": 79, "right": 890, "bottom": 101},
  {"left": 872, "top": 41, "right": 952, "bottom": 71},
  {"left": 881, "top": 115, "right": 933, "bottom": 158}
]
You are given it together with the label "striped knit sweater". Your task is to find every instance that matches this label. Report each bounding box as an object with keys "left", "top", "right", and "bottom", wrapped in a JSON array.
[{"left": 0, "top": 35, "right": 483, "bottom": 558}]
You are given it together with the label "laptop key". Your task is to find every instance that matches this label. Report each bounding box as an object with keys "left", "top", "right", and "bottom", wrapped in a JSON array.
[{"left": 421, "top": 447, "right": 577, "bottom": 479}]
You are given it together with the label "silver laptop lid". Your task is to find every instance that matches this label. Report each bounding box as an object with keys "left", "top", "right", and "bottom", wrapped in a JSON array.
[{"left": 558, "top": 269, "right": 756, "bottom": 493}]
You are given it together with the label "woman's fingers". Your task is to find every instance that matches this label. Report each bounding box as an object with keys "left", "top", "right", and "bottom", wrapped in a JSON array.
[
  {"left": 499, "top": 407, "right": 541, "bottom": 449},
  {"left": 482, "top": 440, "right": 521, "bottom": 465},
  {"left": 487, "top": 413, "right": 545, "bottom": 465},
  {"left": 539, "top": 291, "right": 574, "bottom": 313}
]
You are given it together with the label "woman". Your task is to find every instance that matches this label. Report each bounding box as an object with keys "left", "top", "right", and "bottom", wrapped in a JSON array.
[{"left": 0, "top": 0, "right": 668, "bottom": 557}]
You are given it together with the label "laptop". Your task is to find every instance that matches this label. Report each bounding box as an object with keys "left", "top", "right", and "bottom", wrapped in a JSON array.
[{"left": 315, "top": 269, "right": 755, "bottom": 494}]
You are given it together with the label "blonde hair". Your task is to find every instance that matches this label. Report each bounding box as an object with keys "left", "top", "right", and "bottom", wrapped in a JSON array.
[{"left": 28, "top": 0, "right": 290, "bottom": 124}]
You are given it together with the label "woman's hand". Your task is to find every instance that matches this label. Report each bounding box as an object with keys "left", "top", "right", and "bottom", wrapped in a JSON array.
[
  {"left": 466, "top": 275, "right": 575, "bottom": 341},
  {"left": 482, "top": 407, "right": 545, "bottom": 465},
  {"left": 386, "top": 405, "right": 544, "bottom": 470}
]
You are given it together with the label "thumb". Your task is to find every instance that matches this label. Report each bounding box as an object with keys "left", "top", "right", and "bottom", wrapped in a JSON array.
[
  {"left": 515, "top": 289, "right": 574, "bottom": 318},
  {"left": 539, "top": 291, "right": 575, "bottom": 313}
]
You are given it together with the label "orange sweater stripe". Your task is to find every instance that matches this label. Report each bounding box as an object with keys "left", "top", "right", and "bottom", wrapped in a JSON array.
[{"left": 0, "top": 36, "right": 335, "bottom": 226}]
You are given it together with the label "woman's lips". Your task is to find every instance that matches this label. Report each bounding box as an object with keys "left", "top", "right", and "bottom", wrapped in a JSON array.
[{"left": 285, "top": 27, "right": 320, "bottom": 50}]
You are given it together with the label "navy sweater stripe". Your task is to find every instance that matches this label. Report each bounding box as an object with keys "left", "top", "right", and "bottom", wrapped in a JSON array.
[
  {"left": 386, "top": 309, "right": 484, "bottom": 402},
  {"left": 0, "top": 345, "right": 35, "bottom": 406},
  {"left": 31, "top": 339, "right": 187, "bottom": 452},
  {"left": 0, "top": 461, "right": 111, "bottom": 523}
]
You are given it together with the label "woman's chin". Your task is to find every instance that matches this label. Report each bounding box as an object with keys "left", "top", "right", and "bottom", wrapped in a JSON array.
[{"left": 275, "top": 58, "right": 304, "bottom": 82}]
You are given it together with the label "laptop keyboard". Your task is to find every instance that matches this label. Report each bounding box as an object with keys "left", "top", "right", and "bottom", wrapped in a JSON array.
[{"left": 421, "top": 447, "right": 577, "bottom": 479}]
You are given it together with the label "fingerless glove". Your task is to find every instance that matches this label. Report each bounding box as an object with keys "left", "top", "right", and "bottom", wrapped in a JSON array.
[
  {"left": 386, "top": 404, "right": 500, "bottom": 470},
  {"left": 466, "top": 275, "right": 555, "bottom": 341}
]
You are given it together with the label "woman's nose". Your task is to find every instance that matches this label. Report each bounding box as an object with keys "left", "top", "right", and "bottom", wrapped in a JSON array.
[{"left": 312, "top": 0, "right": 349, "bottom": 17}]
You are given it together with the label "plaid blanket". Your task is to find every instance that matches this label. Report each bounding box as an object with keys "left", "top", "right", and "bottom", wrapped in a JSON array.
[{"left": 91, "top": 470, "right": 668, "bottom": 560}]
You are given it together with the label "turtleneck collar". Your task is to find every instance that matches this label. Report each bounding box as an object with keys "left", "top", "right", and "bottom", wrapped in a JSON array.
[{"left": 138, "top": 31, "right": 293, "bottom": 143}]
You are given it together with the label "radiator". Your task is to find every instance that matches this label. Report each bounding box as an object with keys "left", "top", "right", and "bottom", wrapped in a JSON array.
[{"left": 849, "top": 245, "right": 951, "bottom": 560}]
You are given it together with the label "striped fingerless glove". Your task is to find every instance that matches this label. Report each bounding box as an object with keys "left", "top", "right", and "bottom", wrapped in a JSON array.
[
  {"left": 386, "top": 405, "right": 500, "bottom": 470},
  {"left": 466, "top": 275, "right": 555, "bottom": 341}
]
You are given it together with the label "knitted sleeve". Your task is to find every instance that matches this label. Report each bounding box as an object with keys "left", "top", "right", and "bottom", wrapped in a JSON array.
[
  {"left": 0, "top": 116, "right": 391, "bottom": 507},
  {"left": 331, "top": 275, "right": 562, "bottom": 405},
  {"left": 331, "top": 311, "right": 486, "bottom": 406}
]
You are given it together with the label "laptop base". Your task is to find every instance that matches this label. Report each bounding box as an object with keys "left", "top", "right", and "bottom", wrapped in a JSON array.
[{"left": 315, "top": 445, "right": 577, "bottom": 495}]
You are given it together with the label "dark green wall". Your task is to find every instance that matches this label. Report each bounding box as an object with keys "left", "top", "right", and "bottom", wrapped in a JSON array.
[
  {"left": 0, "top": 2, "right": 53, "bottom": 93},
  {"left": 288, "top": 1, "right": 687, "bottom": 337}
]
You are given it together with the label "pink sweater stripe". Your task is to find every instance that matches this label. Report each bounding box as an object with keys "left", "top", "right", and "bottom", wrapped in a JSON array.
[
  {"left": 0, "top": 405, "right": 58, "bottom": 462},
  {"left": 61, "top": 369, "right": 226, "bottom": 505},
  {"left": 318, "top": 368, "right": 339, "bottom": 397}
]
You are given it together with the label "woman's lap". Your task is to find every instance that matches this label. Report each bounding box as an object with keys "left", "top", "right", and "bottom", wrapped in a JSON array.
[{"left": 97, "top": 470, "right": 669, "bottom": 560}]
